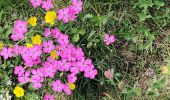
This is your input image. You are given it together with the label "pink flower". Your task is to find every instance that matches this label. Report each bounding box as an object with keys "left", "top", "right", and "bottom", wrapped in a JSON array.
[
  {"left": 44, "top": 94, "right": 55, "bottom": 100},
  {"left": 31, "top": 75, "right": 44, "bottom": 83},
  {"left": 77, "top": 58, "right": 92, "bottom": 72},
  {"left": 13, "top": 44, "right": 22, "bottom": 56},
  {"left": 32, "top": 56, "right": 41, "bottom": 66},
  {"left": 30, "top": 45, "right": 42, "bottom": 59},
  {"left": 42, "top": 40, "right": 55, "bottom": 53},
  {"left": 52, "top": 80, "right": 64, "bottom": 93},
  {"left": 84, "top": 65, "right": 98, "bottom": 79},
  {"left": 42, "top": 64, "right": 57, "bottom": 78},
  {"left": 104, "top": 34, "right": 116, "bottom": 45},
  {"left": 58, "top": 59, "right": 70, "bottom": 71},
  {"left": 29, "top": 0, "right": 42, "bottom": 8},
  {"left": 31, "top": 69, "right": 44, "bottom": 82},
  {"left": 0, "top": 47, "right": 13, "bottom": 60},
  {"left": 57, "top": 8, "right": 69, "bottom": 23},
  {"left": 75, "top": 47, "right": 84, "bottom": 61},
  {"left": 19, "top": 45, "right": 42, "bottom": 67},
  {"left": 11, "top": 20, "right": 27, "bottom": 41},
  {"left": 104, "top": 69, "right": 114, "bottom": 80},
  {"left": 24, "top": 58, "right": 34, "bottom": 67},
  {"left": 13, "top": 20, "right": 27, "bottom": 34},
  {"left": 18, "top": 71, "right": 30, "bottom": 84},
  {"left": 57, "top": 34, "right": 69, "bottom": 46},
  {"left": 57, "top": 8, "right": 76, "bottom": 23},
  {"left": 50, "top": 28, "right": 61, "bottom": 38},
  {"left": 43, "top": 28, "right": 51, "bottom": 37},
  {"left": 14, "top": 65, "right": 24, "bottom": 77},
  {"left": 31, "top": 69, "right": 44, "bottom": 89},
  {"left": 11, "top": 33, "right": 25, "bottom": 41},
  {"left": 67, "top": 74, "right": 77, "bottom": 83},
  {"left": 63, "top": 84, "right": 72, "bottom": 95},
  {"left": 32, "top": 82, "right": 42, "bottom": 89},
  {"left": 35, "top": 68, "right": 45, "bottom": 77},
  {"left": 42, "top": 0, "right": 54, "bottom": 11},
  {"left": 70, "top": 0, "right": 83, "bottom": 14},
  {"left": 70, "top": 66, "right": 79, "bottom": 74}
]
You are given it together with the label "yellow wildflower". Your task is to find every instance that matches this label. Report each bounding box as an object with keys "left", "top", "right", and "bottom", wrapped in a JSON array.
[
  {"left": 32, "top": 35, "right": 42, "bottom": 45},
  {"left": 26, "top": 43, "right": 33, "bottom": 48},
  {"left": 161, "top": 65, "right": 169, "bottom": 74},
  {"left": 13, "top": 86, "right": 24, "bottom": 97},
  {"left": 68, "top": 83, "right": 76, "bottom": 90},
  {"left": 50, "top": 50, "right": 59, "bottom": 59},
  {"left": 0, "top": 42, "right": 4, "bottom": 50},
  {"left": 45, "top": 11, "right": 57, "bottom": 25},
  {"left": 28, "top": 16, "right": 37, "bottom": 26}
]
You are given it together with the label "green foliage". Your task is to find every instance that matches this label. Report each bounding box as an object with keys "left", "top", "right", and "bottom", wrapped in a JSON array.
[{"left": 147, "top": 76, "right": 167, "bottom": 98}]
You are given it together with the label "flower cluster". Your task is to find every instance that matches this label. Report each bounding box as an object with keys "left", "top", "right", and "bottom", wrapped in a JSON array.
[
  {"left": 1, "top": 24, "right": 97, "bottom": 95},
  {"left": 29, "top": 0, "right": 54, "bottom": 11},
  {"left": 11, "top": 20, "right": 27, "bottom": 41},
  {"left": 43, "top": 94, "right": 55, "bottom": 100},
  {"left": 1, "top": 0, "right": 99, "bottom": 98},
  {"left": 57, "top": 0, "right": 83, "bottom": 23},
  {"left": 29, "top": 0, "right": 83, "bottom": 23}
]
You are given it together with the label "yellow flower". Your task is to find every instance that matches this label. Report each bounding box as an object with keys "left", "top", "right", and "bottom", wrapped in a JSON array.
[
  {"left": 31, "top": 35, "right": 41, "bottom": 45},
  {"left": 0, "top": 42, "right": 4, "bottom": 50},
  {"left": 45, "top": 11, "right": 57, "bottom": 25},
  {"left": 50, "top": 50, "right": 59, "bottom": 59},
  {"left": 26, "top": 43, "right": 33, "bottom": 48},
  {"left": 13, "top": 86, "right": 24, "bottom": 97},
  {"left": 28, "top": 16, "right": 37, "bottom": 26},
  {"left": 161, "top": 65, "right": 169, "bottom": 74},
  {"left": 68, "top": 83, "right": 76, "bottom": 90}
]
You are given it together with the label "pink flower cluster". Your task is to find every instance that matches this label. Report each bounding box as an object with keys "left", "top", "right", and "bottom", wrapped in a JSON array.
[
  {"left": 29, "top": 0, "right": 54, "bottom": 11},
  {"left": 1, "top": 0, "right": 101, "bottom": 96},
  {"left": 104, "top": 34, "right": 116, "bottom": 45},
  {"left": 58, "top": 0, "right": 83, "bottom": 23},
  {"left": 1, "top": 26, "right": 97, "bottom": 95},
  {"left": 44, "top": 94, "right": 55, "bottom": 100},
  {"left": 29, "top": 0, "right": 83, "bottom": 23},
  {"left": 11, "top": 20, "right": 27, "bottom": 41}
]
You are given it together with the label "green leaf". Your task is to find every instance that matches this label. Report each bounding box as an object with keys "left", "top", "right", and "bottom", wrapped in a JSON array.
[
  {"left": 71, "top": 28, "right": 78, "bottom": 34},
  {"left": 87, "top": 30, "right": 96, "bottom": 40},
  {"left": 0, "top": 10, "right": 3, "bottom": 23},
  {"left": 72, "top": 33, "right": 79, "bottom": 42},
  {"left": 82, "top": 14, "right": 93, "bottom": 22},
  {"left": 155, "top": 0, "right": 165, "bottom": 9},
  {"left": 138, "top": 11, "right": 151, "bottom": 21},
  {"left": 147, "top": 91, "right": 155, "bottom": 96},
  {"left": 106, "top": 11, "right": 114, "bottom": 18},
  {"left": 159, "top": 77, "right": 166, "bottom": 85},
  {"left": 87, "top": 42, "right": 92, "bottom": 48},
  {"left": 101, "top": 11, "right": 114, "bottom": 26},
  {"left": 94, "top": 39, "right": 100, "bottom": 43},
  {"left": 78, "top": 29, "right": 85, "bottom": 35},
  {"left": 153, "top": 82, "right": 161, "bottom": 89},
  {"left": 138, "top": 0, "right": 154, "bottom": 10},
  {"left": 143, "top": 41, "right": 152, "bottom": 50}
]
